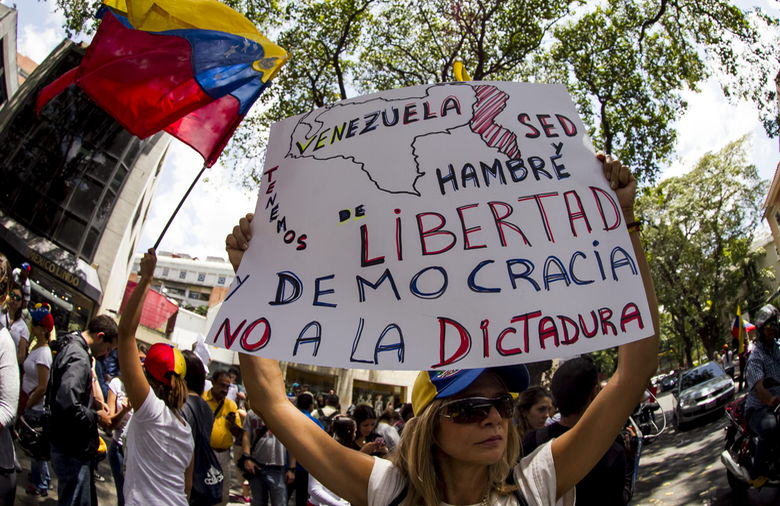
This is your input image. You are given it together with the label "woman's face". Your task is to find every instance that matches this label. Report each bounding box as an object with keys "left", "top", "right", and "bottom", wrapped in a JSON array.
[
  {"left": 525, "top": 396, "right": 553, "bottom": 430},
  {"left": 358, "top": 418, "right": 376, "bottom": 437},
  {"left": 435, "top": 372, "right": 509, "bottom": 467},
  {"left": 31, "top": 324, "right": 48, "bottom": 340}
]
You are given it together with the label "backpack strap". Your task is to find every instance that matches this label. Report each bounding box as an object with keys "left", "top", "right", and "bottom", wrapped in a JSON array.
[
  {"left": 388, "top": 485, "right": 408, "bottom": 506},
  {"left": 505, "top": 470, "right": 530, "bottom": 506}
]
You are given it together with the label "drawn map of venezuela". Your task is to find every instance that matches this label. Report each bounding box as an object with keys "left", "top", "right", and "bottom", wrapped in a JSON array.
[{"left": 286, "top": 83, "right": 523, "bottom": 195}]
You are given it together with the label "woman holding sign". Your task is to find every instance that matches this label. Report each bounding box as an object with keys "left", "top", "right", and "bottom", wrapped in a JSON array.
[{"left": 227, "top": 154, "right": 659, "bottom": 505}]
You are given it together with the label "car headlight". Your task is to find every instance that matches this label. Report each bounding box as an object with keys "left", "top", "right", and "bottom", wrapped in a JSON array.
[{"left": 679, "top": 397, "right": 692, "bottom": 408}]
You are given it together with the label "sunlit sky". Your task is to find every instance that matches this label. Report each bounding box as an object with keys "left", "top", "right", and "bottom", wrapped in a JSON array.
[{"left": 4, "top": 0, "right": 779, "bottom": 258}]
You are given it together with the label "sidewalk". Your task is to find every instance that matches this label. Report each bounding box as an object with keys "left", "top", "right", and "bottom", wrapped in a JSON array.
[{"left": 13, "top": 441, "right": 252, "bottom": 505}]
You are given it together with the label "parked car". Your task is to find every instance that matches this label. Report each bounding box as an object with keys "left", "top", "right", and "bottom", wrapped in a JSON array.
[
  {"left": 673, "top": 362, "right": 735, "bottom": 429},
  {"left": 660, "top": 371, "right": 678, "bottom": 392}
]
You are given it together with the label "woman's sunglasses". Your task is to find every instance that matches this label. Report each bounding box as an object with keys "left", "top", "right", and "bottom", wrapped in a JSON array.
[
  {"left": 8, "top": 293, "right": 22, "bottom": 302},
  {"left": 439, "top": 394, "right": 514, "bottom": 424}
]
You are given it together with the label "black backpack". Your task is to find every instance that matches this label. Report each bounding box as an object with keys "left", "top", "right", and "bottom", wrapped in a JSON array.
[
  {"left": 316, "top": 408, "right": 339, "bottom": 434},
  {"left": 183, "top": 398, "right": 224, "bottom": 506}
]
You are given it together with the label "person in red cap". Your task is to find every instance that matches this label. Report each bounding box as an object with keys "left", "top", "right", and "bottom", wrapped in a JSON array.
[
  {"left": 21, "top": 303, "right": 54, "bottom": 496},
  {"left": 118, "top": 248, "right": 194, "bottom": 506},
  {"left": 225, "top": 155, "right": 660, "bottom": 505}
]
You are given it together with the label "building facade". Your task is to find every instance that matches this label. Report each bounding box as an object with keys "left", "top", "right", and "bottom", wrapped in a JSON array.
[
  {"left": 130, "top": 251, "right": 234, "bottom": 309},
  {"left": 0, "top": 38, "right": 169, "bottom": 331},
  {"left": 0, "top": 4, "right": 19, "bottom": 106}
]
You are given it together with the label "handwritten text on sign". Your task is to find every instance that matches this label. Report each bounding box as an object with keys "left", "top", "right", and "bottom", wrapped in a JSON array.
[{"left": 208, "top": 82, "right": 654, "bottom": 370}]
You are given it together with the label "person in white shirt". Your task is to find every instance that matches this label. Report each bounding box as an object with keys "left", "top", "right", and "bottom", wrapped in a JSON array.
[
  {"left": 1, "top": 285, "right": 30, "bottom": 364},
  {"left": 11, "top": 262, "right": 31, "bottom": 305},
  {"left": 226, "top": 155, "right": 660, "bottom": 506},
  {"left": 118, "top": 249, "right": 194, "bottom": 506},
  {"left": 106, "top": 375, "right": 133, "bottom": 506},
  {"left": 21, "top": 304, "right": 54, "bottom": 496},
  {"left": 0, "top": 254, "right": 20, "bottom": 505}
]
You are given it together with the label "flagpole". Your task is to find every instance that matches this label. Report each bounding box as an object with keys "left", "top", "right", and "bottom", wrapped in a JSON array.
[{"left": 153, "top": 163, "right": 208, "bottom": 250}]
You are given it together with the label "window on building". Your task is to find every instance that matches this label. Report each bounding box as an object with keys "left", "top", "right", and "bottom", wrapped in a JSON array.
[
  {"left": 162, "top": 267, "right": 169, "bottom": 276},
  {"left": 179, "top": 270, "right": 186, "bottom": 279},
  {"left": 197, "top": 273, "right": 206, "bottom": 282},
  {"left": 166, "top": 286, "right": 186, "bottom": 296},
  {"left": 0, "top": 48, "right": 155, "bottom": 263},
  {"left": 189, "top": 291, "right": 210, "bottom": 301},
  {"left": 218, "top": 275, "right": 226, "bottom": 285}
]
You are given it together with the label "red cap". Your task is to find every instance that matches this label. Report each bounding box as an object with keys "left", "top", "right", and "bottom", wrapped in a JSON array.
[{"left": 144, "top": 343, "right": 186, "bottom": 386}]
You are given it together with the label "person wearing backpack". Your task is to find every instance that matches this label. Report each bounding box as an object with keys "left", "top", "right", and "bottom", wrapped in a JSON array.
[
  {"left": 522, "top": 358, "right": 631, "bottom": 505},
  {"left": 314, "top": 394, "right": 340, "bottom": 434},
  {"left": 47, "top": 314, "right": 116, "bottom": 506},
  {"left": 240, "top": 408, "right": 295, "bottom": 506},
  {"left": 182, "top": 350, "right": 223, "bottom": 506},
  {"left": 118, "top": 249, "right": 194, "bottom": 506}
]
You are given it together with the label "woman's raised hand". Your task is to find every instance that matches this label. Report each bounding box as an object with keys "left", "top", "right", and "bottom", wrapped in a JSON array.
[
  {"left": 139, "top": 248, "right": 157, "bottom": 280},
  {"left": 226, "top": 213, "right": 254, "bottom": 273},
  {"left": 597, "top": 153, "right": 637, "bottom": 216}
]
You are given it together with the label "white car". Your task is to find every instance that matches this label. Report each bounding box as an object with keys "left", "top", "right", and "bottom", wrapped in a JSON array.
[{"left": 673, "top": 362, "right": 735, "bottom": 428}]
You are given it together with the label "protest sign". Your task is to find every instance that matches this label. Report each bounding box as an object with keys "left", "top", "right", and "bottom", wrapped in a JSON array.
[{"left": 208, "top": 82, "right": 655, "bottom": 370}]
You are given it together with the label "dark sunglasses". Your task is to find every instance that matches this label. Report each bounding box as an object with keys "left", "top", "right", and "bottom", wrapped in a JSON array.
[
  {"left": 439, "top": 394, "right": 514, "bottom": 424},
  {"left": 8, "top": 293, "right": 22, "bottom": 302}
]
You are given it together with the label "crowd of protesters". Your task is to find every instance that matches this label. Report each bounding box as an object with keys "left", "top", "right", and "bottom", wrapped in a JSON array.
[{"left": 0, "top": 157, "right": 660, "bottom": 505}]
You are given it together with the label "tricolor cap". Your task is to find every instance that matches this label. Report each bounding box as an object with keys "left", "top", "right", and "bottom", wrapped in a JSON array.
[
  {"left": 30, "top": 303, "right": 54, "bottom": 332},
  {"left": 21, "top": 262, "right": 31, "bottom": 272},
  {"left": 144, "top": 343, "right": 186, "bottom": 386},
  {"left": 412, "top": 365, "right": 530, "bottom": 416}
]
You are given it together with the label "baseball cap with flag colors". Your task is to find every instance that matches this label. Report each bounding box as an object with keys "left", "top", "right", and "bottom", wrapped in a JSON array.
[
  {"left": 412, "top": 365, "right": 530, "bottom": 416},
  {"left": 30, "top": 303, "right": 54, "bottom": 332},
  {"left": 144, "top": 343, "right": 186, "bottom": 386}
]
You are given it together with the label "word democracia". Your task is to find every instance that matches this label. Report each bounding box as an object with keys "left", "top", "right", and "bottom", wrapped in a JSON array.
[{"left": 211, "top": 301, "right": 645, "bottom": 368}]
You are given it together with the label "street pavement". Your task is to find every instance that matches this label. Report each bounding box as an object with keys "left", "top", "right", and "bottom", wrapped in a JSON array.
[
  {"left": 633, "top": 391, "right": 780, "bottom": 505},
  {"left": 13, "top": 440, "right": 251, "bottom": 505}
]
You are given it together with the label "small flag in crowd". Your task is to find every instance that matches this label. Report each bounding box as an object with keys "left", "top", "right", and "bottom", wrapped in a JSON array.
[
  {"left": 36, "top": 0, "right": 287, "bottom": 167},
  {"left": 731, "top": 306, "right": 756, "bottom": 354}
]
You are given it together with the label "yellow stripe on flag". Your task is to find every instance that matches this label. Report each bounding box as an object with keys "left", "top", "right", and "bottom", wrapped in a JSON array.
[{"left": 103, "top": 0, "right": 287, "bottom": 82}]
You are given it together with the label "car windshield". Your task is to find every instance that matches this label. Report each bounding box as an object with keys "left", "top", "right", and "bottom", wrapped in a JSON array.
[{"left": 680, "top": 362, "right": 724, "bottom": 390}]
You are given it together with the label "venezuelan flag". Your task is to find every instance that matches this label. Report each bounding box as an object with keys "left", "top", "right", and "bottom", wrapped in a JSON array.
[{"left": 36, "top": 0, "right": 287, "bottom": 167}]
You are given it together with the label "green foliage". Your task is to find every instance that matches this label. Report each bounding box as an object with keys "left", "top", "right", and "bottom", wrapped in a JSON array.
[
  {"left": 637, "top": 136, "right": 773, "bottom": 367},
  {"left": 50, "top": 0, "right": 779, "bottom": 187}
]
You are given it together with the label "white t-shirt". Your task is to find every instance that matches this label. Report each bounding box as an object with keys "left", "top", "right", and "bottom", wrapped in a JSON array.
[
  {"left": 123, "top": 389, "right": 194, "bottom": 506},
  {"left": 1, "top": 309, "right": 29, "bottom": 353},
  {"left": 108, "top": 377, "right": 133, "bottom": 444},
  {"left": 21, "top": 346, "right": 52, "bottom": 410},
  {"left": 367, "top": 441, "right": 575, "bottom": 506},
  {"left": 375, "top": 422, "right": 400, "bottom": 452}
]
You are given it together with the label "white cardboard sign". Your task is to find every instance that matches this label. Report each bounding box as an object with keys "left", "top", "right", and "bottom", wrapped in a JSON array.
[{"left": 207, "top": 82, "right": 654, "bottom": 370}]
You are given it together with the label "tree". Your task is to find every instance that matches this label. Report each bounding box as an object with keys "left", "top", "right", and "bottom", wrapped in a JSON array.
[
  {"left": 637, "top": 136, "right": 772, "bottom": 367},
  {"left": 51, "top": 0, "right": 778, "bottom": 186}
]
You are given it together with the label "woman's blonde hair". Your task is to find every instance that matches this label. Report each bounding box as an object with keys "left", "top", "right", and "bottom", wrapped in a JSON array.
[
  {"left": 146, "top": 371, "right": 188, "bottom": 422},
  {"left": 389, "top": 398, "right": 521, "bottom": 505}
]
